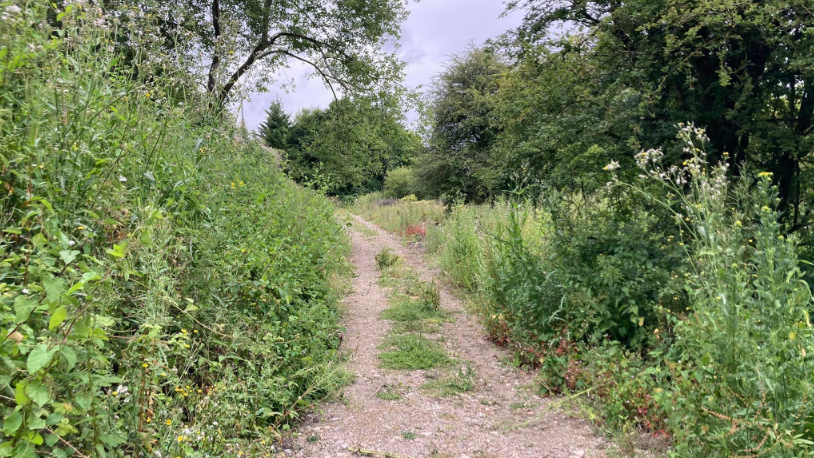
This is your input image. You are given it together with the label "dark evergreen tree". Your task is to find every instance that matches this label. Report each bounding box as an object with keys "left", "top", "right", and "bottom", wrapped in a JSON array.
[{"left": 259, "top": 99, "right": 291, "bottom": 150}]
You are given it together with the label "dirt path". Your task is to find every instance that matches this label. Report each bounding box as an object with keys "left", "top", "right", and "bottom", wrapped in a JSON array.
[{"left": 292, "top": 215, "right": 604, "bottom": 458}]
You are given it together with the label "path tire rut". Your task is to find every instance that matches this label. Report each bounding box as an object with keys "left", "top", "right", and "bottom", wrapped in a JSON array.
[{"left": 292, "top": 215, "right": 604, "bottom": 458}]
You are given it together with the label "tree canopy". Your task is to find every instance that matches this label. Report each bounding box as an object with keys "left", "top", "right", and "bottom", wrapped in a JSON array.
[
  {"left": 284, "top": 97, "right": 420, "bottom": 196},
  {"left": 105, "top": 0, "right": 409, "bottom": 107}
]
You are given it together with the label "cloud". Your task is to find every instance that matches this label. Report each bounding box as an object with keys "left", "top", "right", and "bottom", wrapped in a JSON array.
[{"left": 242, "top": 0, "right": 523, "bottom": 131}]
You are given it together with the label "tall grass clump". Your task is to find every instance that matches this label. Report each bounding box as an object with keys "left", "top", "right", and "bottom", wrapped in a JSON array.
[
  {"left": 351, "top": 192, "right": 445, "bottom": 234},
  {"left": 0, "top": 4, "right": 349, "bottom": 457}
]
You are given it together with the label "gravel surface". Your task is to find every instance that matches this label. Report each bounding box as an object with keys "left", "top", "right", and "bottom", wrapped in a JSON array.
[{"left": 292, "top": 215, "right": 605, "bottom": 458}]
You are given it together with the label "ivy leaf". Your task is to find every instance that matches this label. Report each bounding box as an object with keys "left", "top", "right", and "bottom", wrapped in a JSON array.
[
  {"left": 14, "top": 296, "right": 39, "bottom": 323},
  {"left": 2, "top": 411, "right": 22, "bottom": 435},
  {"left": 49, "top": 306, "right": 67, "bottom": 331},
  {"left": 26, "top": 381, "right": 49, "bottom": 408},
  {"left": 59, "top": 250, "right": 80, "bottom": 265},
  {"left": 43, "top": 276, "right": 66, "bottom": 304},
  {"left": 27, "top": 344, "right": 58, "bottom": 374}
]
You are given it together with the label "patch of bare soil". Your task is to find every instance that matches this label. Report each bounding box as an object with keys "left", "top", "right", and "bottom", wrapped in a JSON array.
[{"left": 292, "top": 215, "right": 605, "bottom": 458}]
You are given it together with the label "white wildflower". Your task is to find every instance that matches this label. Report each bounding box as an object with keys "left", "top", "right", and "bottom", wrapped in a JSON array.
[
  {"left": 118, "top": 175, "right": 127, "bottom": 183},
  {"left": 603, "top": 160, "right": 620, "bottom": 171}
]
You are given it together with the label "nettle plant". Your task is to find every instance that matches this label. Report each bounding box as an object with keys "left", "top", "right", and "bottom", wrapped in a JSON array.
[{"left": 615, "top": 124, "right": 814, "bottom": 456}]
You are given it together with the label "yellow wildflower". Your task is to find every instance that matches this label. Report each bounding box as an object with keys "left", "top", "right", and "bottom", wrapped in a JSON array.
[{"left": 166, "top": 419, "right": 172, "bottom": 425}]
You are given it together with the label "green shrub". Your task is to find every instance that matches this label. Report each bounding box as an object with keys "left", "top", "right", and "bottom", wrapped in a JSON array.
[
  {"left": 0, "top": 5, "right": 349, "bottom": 457},
  {"left": 383, "top": 167, "right": 416, "bottom": 198}
]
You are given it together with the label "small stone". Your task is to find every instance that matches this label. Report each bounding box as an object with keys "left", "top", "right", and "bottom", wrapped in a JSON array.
[
  {"left": 459, "top": 455, "right": 471, "bottom": 458},
  {"left": 570, "top": 450, "right": 585, "bottom": 457}
]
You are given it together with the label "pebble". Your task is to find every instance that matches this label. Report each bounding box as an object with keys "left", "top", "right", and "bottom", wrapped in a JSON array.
[{"left": 570, "top": 450, "right": 585, "bottom": 457}]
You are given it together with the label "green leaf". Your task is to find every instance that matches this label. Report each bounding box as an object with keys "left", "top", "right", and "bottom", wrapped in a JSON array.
[
  {"left": 14, "top": 296, "right": 39, "bottom": 323},
  {"left": 66, "top": 271, "right": 101, "bottom": 295},
  {"left": 27, "top": 344, "right": 58, "bottom": 374},
  {"left": 43, "top": 276, "right": 66, "bottom": 303},
  {"left": 14, "top": 382, "right": 28, "bottom": 406},
  {"left": 61, "top": 346, "right": 77, "bottom": 370},
  {"left": 0, "top": 441, "right": 13, "bottom": 457},
  {"left": 105, "top": 243, "right": 127, "bottom": 259},
  {"left": 52, "top": 448, "right": 67, "bottom": 458},
  {"left": 59, "top": 250, "right": 80, "bottom": 265},
  {"left": 99, "top": 433, "right": 126, "bottom": 446},
  {"left": 2, "top": 411, "right": 22, "bottom": 435},
  {"left": 45, "top": 413, "right": 63, "bottom": 426},
  {"left": 44, "top": 434, "right": 59, "bottom": 447},
  {"left": 12, "top": 442, "right": 34, "bottom": 458},
  {"left": 26, "top": 381, "right": 49, "bottom": 408},
  {"left": 49, "top": 306, "right": 67, "bottom": 331},
  {"left": 75, "top": 395, "right": 91, "bottom": 410},
  {"left": 26, "top": 416, "right": 45, "bottom": 431}
]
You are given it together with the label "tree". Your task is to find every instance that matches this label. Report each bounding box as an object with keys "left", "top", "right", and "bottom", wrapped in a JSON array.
[
  {"left": 105, "top": 0, "right": 409, "bottom": 108},
  {"left": 505, "top": 0, "right": 814, "bottom": 229},
  {"left": 415, "top": 47, "right": 507, "bottom": 202},
  {"left": 285, "top": 97, "right": 418, "bottom": 195},
  {"left": 259, "top": 99, "right": 291, "bottom": 149}
]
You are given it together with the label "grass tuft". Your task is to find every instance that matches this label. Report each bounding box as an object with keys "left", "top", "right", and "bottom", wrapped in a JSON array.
[{"left": 378, "top": 334, "right": 453, "bottom": 370}]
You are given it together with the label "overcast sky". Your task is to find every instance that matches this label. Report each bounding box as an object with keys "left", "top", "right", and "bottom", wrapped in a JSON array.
[{"left": 240, "top": 0, "right": 523, "bottom": 131}]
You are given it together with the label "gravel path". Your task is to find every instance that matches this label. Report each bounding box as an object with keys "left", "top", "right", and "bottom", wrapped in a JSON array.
[{"left": 292, "top": 215, "right": 605, "bottom": 458}]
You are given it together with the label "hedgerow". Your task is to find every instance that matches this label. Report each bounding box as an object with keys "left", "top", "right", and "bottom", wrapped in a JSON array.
[{"left": 0, "top": 4, "right": 349, "bottom": 457}]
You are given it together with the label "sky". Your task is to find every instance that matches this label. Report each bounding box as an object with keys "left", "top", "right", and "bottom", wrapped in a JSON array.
[{"left": 240, "top": 0, "right": 523, "bottom": 131}]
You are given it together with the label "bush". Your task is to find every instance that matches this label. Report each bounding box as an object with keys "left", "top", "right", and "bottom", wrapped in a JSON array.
[
  {"left": 383, "top": 167, "right": 416, "bottom": 198},
  {"left": 0, "top": 6, "right": 349, "bottom": 457}
]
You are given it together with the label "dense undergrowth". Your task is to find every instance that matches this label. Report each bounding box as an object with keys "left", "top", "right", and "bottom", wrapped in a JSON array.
[
  {"left": 352, "top": 126, "right": 814, "bottom": 457},
  {"left": 1, "top": 5, "right": 350, "bottom": 457}
]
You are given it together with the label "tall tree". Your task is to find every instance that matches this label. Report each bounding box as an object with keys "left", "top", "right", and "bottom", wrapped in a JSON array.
[
  {"left": 505, "top": 0, "right": 814, "bottom": 228},
  {"left": 105, "top": 0, "right": 409, "bottom": 108},
  {"left": 259, "top": 99, "right": 291, "bottom": 149},
  {"left": 285, "top": 97, "right": 418, "bottom": 195},
  {"left": 415, "top": 47, "right": 506, "bottom": 202}
]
